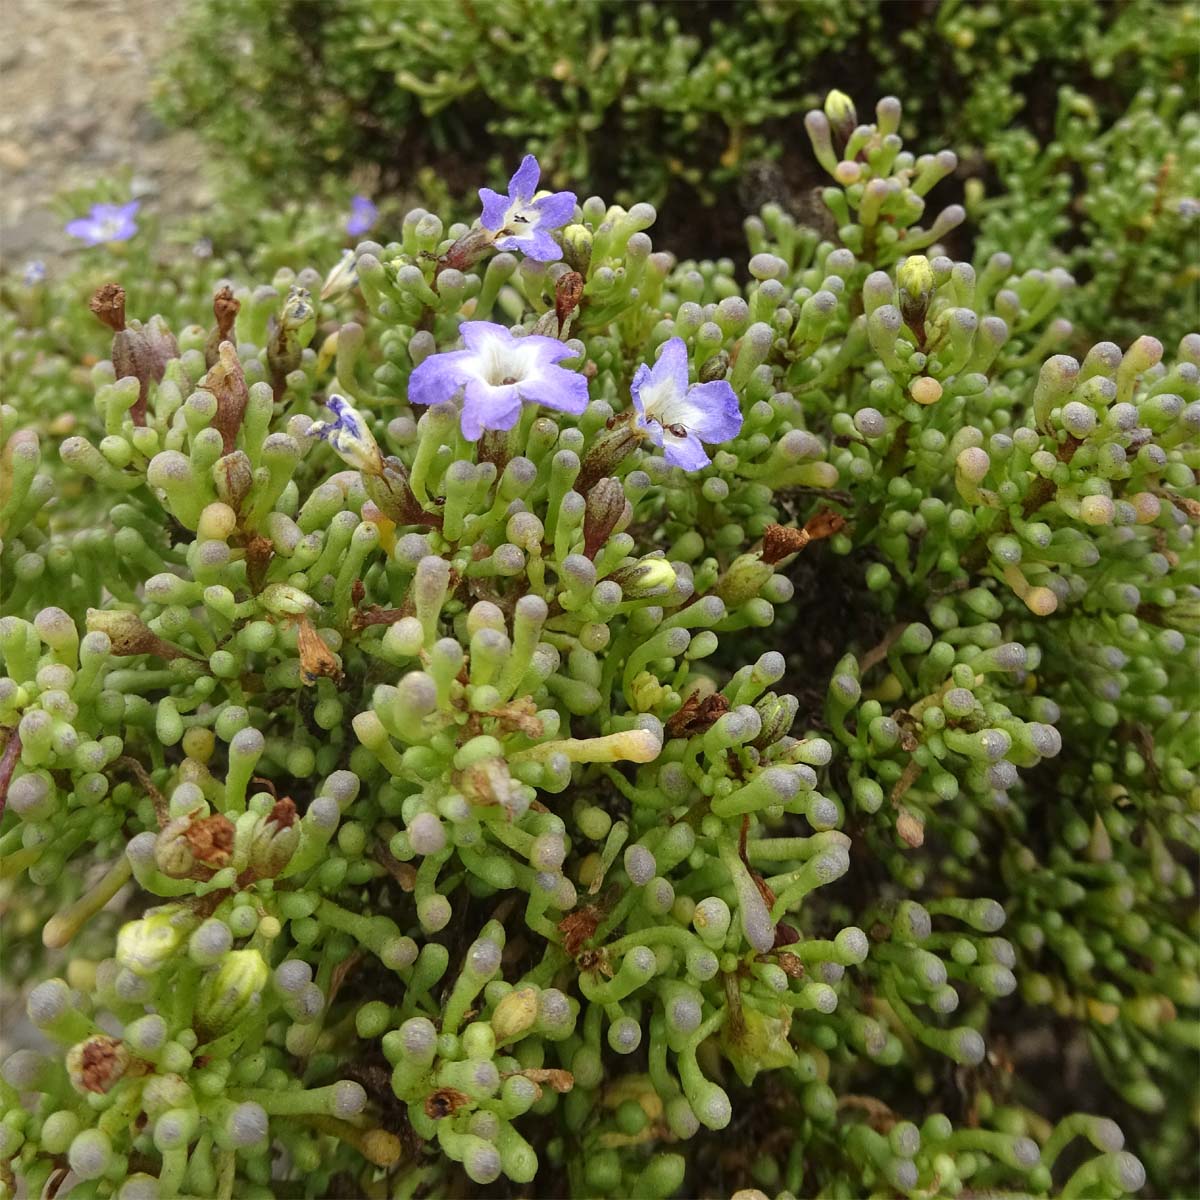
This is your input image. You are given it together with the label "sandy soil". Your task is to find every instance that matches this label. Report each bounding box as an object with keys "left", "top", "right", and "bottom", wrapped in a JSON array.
[{"left": 1, "top": 0, "right": 210, "bottom": 268}]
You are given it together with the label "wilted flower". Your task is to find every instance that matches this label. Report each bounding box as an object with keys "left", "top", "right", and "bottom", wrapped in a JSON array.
[
  {"left": 408, "top": 321, "right": 589, "bottom": 439},
  {"left": 66, "top": 201, "right": 140, "bottom": 246},
  {"left": 631, "top": 337, "right": 743, "bottom": 470},
  {"left": 308, "top": 394, "right": 385, "bottom": 475},
  {"left": 321, "top": 249, "right": 359, "bottom": 299},
  {"left": 479, "top": 155, "right": 576, "bottom": 262},
  {"left": 346, "top": 194, "right": 378, "bottom": 237}
]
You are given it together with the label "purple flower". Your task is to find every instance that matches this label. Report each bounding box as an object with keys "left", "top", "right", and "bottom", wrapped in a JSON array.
[
  {"left": 631, "top": 337, "right": 743, "bottom": 470},
  {"left": 408, "top": 321, "right": 589, "bottom": 440},
  {"left": 22, "top": 260, "right": 46, "bottom": 286},
  {"left": 65, "top": 201, "right": 140, "bottom": 247},
  {"left": 479, "top": 155, "right": 576, "bottom": 262},
  {"left": 346, "top": 195, "right": 378, "bottom": 238},
  {"left": 307, "top": 394, "right": 384, "bottom": 475}
]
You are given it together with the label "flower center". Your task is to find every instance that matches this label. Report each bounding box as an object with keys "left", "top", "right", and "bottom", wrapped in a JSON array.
[{"left": 479, "top": 338, "right": 535, "bottom": 388}]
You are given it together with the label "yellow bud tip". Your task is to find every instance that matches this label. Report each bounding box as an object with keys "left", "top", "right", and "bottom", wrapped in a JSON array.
[
  {"left": 911, "top": 377, "right": 943, "bottom": 405},
  {"left": 898, "top": 255, "right": 935, "bottom": 299},
  {"left": 1024, "top": 587, "right": 1058, "bottom": 617},
  {"left": 823, "top": 89, "right": 857, "bottom": 126},
  {"left": 360, "top": 1129, "right": 404, "bottom": 1168}
]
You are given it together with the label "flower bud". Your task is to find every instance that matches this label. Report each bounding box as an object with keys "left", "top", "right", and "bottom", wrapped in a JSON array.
[
  {"left": 117, "top": 908, "right": 194, "bottom": 976},
  {"left": 195, "top": 949, "right": 271, "bottom": 1034},
  {"left": 823, "top": 89, "right": 858, "bottom": 146},
  {"left": 561, "top": 224, "right": 593, "bottom": 275},
  {"left": 610, "top": 554, "right": 676, "bottom": 600},
  {"left": 308, "top": 394, "right": 384, "bottom": 476},
  {"left": 248, "top": 796, "right": 300, "bottom": 877},
  {"left": 492, "top": 987, "right": 540, "bottom": 1042}
]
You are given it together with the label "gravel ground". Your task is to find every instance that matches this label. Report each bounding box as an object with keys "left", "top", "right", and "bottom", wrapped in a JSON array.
[{"left": 1, "top": 0, "right": 209, "bottom": 268}]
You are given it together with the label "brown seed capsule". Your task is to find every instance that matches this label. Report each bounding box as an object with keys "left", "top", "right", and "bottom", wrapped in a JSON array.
[
  {"left": 91, "top": 285, "right": 179, "bottom": 426},
  {"left": 206, "top": 286, "right": 241, "bottom": 368},
  {"left": 296, "top": 616, "right": 343, "bottom": 686},
  {"left": 89, "top": 283, "right": 126, "bottom": 332},
  {"left": 202, "top": 341, "right": 249, "bottom": 455},
  {"left": 555, "top": 270, "right": 585, "bottom": 331},
  {"left": 665, "top": 690, "right": 730, "bottom": 739},
  {"left": 582, "top": 477, "right": 627, "bottom": 559}
]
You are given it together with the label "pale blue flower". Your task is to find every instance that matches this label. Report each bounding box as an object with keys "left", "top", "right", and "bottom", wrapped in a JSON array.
[
  {"left": 65, "top": 201, "right": 140, "bottom": 246},
  {"left": 408, "top": 321, "right": 589, "bottom": 440},
  {"left": 22, "top": 260, "right": 46, "bottom": 286},
  {"left": 346, "top": 195, "right": 378, "bottom": 238},
  {"left": 631, "top": 337, "right": 743, "bottom": 470},
  {"left": 479, "top": 155, "right": 576, "bottom": 262}
]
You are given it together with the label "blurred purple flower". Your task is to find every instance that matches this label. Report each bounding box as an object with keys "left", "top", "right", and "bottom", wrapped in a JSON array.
[
  {"left": 479, "top": 155, "right": 576, "bottom": 262},
  {"left": 65, "top": 201, "right": 140, "bottom": 246},
  {"left": 23, "top": 260, "right": 46, "bottom": 286},
  {"left": 346, "top": 195, "right": 378, "bottom": 238},
  {"left": 408, "top": 320, "right": 589, "bottom": 439},
  {"left": 631, "top": 337, "right": 743, "bottom": 470}
]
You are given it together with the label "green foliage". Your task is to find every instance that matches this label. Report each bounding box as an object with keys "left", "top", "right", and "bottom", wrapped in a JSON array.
[
  {"left": 2, "top": 67, "right": 1198, "bottom": 1200},
  {"left": 155, "top": 0, "right": 1200, "bottom": 214}
]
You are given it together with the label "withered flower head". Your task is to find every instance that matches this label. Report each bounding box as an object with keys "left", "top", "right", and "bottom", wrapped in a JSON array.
[
  {"left": 296, "top": 615, "right": 343, "bottom": 685},
  {"left": 201, "top": 341, "right": 249, "bottom": 455},
  {"left": 67, "top": 1036, "right": 131, "bottom": 1095}
]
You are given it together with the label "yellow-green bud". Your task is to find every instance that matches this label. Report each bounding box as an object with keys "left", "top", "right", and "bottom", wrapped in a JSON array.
[
  {"left": 719, "top": 1002, "right": 797, "bottom": 1086},
  {"left": 561, "top": 224, "right": 593, "bottom": 275},
  {"left": 117, "top": 908, "right": 194, "bottom": 976},
  {"left": 611, "top": 555, "right": 677, "bottom": 601},
  {"left": 823, "top": 89, "right": 857, "bottom": 142},
  {"left": 897, "top": 255, "right": 934, "bottom": 302},
  {"left": 897, "top": 255, "right": 935, "bottom": 338},
  {"left": 714, "top": 552, "right": 773, "bottom": 607},
  {"left": 630, "top": 671, "right": 670, "bottom": 712},
  {"left": 491, "top": 987, "right": 539, "bottom": 1042},
  {"left": 247, "top": 797, "right": 300, "bottom": 877},
  {"left": 195, "top": 949, "right": 270, "bottom": 1034},
  {"left": 259, "top": 583, "right": 316, "bottom": 617}
]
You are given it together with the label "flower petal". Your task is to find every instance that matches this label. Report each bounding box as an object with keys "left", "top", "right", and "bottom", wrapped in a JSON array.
[
  {"left": 517, "top": 365, "right": 590, "bottom": 417},
  {"left": 531, "top": 191, "right": 577, "bottom": 232},
  {"left": 630, "top": 363, "right": 653, "bottom": 425},
  {"left": 515, "top": 334, "right": 578, "bottom": 364},
  {"left": 677, "top": 380, "right": 744, "bottom": 443},
  {"left": 461, "top": 379, "right": 522, "bottom": 440},
  {"left": 495, "top": 228, "right": 562, "bottom": 262},
  {"left": 65, "top": 218, "right": 100, "bottom": 243},
  {"left": 478, "top": 187, "right": 510, "bottom": 232},
  {"left": 459, "top": 321, "right": 514, "bottom": 353},
  {"left": 662, "top": 430, "right": 711, "bottom": 471},
  {"left": 508, "top": 155, "right": 541, "bottom": 203},
  {"left": 651, "top": 337, "right": 690, "bottom": 399},
  {"left": 407, "top": 349, "right": 476, "bottom": 407}
]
